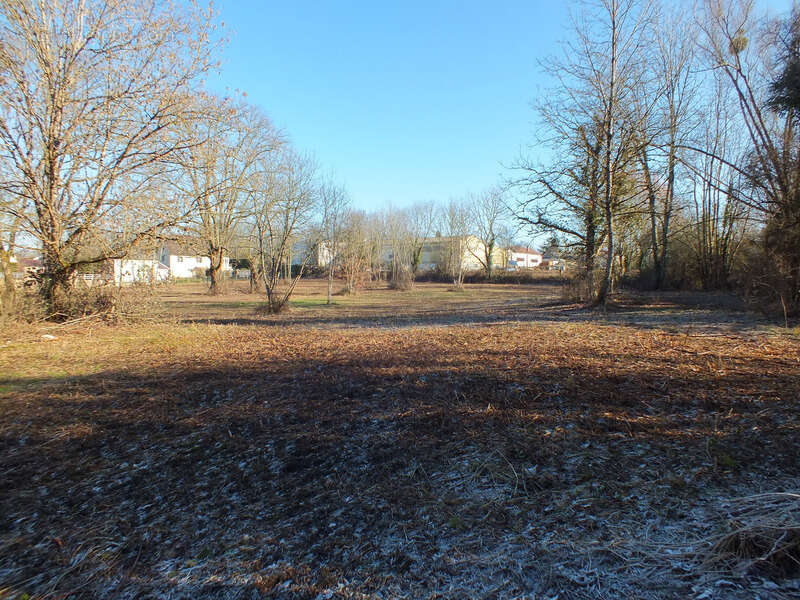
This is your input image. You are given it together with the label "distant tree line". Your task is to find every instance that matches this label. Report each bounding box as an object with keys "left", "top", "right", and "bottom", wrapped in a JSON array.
[
  {"left": 0, "top": 0, "right": 527, "bottom": 318},
  {"left": 4, "top": 0, "right": 795, "bottom": 319}
]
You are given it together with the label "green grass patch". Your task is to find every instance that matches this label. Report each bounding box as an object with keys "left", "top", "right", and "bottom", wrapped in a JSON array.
[{"left": 290, "top": 298, "right": 335, "bottom": 308}]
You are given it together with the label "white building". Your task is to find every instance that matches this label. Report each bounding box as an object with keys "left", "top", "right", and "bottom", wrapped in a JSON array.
[
  {"left": 112, "top": 258, "right": 170, "bottom": 284},
  {"left": 75, "top": 251, "right": 168, "bottom": 286},
  {"left": 508, "top": 246, "right": 542, "bottom": 269},
  {"left": 159, "top": 242, "right": 232, "bottom": 279},
  {"left": 409, "top": 236, "right": 497, "bottom": 273},
  {"left": 290, "top": 240, "right": 333, "bottom": 268}
]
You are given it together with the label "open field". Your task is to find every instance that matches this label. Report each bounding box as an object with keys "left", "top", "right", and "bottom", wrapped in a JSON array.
[
  {"left": 1, "top": 281, "right": 799, "bottom": 599},
  {"left": 160, "top": 280, "right": 771, "bottom": 334}
]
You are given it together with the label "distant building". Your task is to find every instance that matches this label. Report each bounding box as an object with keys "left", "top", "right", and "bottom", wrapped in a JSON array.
[
  {"left": 411, "top": 235, "right": 494, "bottom": 272},
  {"left": 542, "top": 254, "right": 566, "bottom": 272},
  {"left": 74, "top": 249, "right": 169, "bottom": 285},
  {"left": 111, "top": 257, "right": 169, "bottom": 284},
  {"left": 159, "top": 242, "right": 231, "bottom": 279},
  {"left": 507, "top": 246, "right": 542, "bottom": 269},
  {"left": 290, "top": 240, "right": 333, "bottom": 268}
]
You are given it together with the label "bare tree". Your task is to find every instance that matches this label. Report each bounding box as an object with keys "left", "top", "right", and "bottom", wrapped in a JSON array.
[
  {"left": 364, "top": 212, "right": 388, "bottom": 283},
  {"left": 687, "top": 78, "right": 751, "bottom": 289},
  {"left": 177, "top": 95, "right": 277, "bottom": 294},
  {"left": 319, "top": 179, "right": 351, "bottom": 304},
  {"left": 698, "top": 0, "right": 800, "bottom": 311},
  {"left": 0, "top": 0, "right": 219, "bottom": 307},
  {"left": 406, "top": 201, "right": 438, "bottom": 278},
  {"left": 441, "top": 199, "right": 472, "bottom": 288},
  {"left": 468, "top": 186, "right": 507, "bottom": 279},
  {"left": 635, "top": 2, "right": 697, "bottom": 289},
  {"left": 592, "top": 0, "right": 653, "bottom": 304},
  {"left": 513, "top": 119, "right": 606, "bottom": 301},
  {"left": 383, "top": 207, "right": 413, "bottom": 289},
  {"left": 515, "top": 0, "right": 652, "bottom": 305},
  {"left": 250, "top": 150, "right": 319, "bottom": 313},
  {"left": 0, "top": 190, "right": 23, "bottom": 317},
  {"left": 339, "top": 210, "right": 371, "bottom": 294}
]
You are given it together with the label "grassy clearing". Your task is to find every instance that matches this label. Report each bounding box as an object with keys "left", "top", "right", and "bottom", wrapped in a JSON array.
[{"left": 0, "top": 281, "right": 798, "bottom": 599}]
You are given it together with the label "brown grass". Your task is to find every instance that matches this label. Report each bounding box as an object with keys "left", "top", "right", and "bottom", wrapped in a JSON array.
[{"left": 0, "top": 281, "right": 798, "bottom": 599}]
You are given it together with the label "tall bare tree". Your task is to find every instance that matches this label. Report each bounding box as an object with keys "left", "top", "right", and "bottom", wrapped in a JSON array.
[
  {"left": 515, "top": 0, "right": 650, "bottom": 303},
  {"left": 698, "top": 0, "right": 800, "bottom": 311},
  {"left": 319, "top": 179, "right": 351, "bottom": 304},
  {"left": 406, "top": 201, "right": 438, "bottom": 278},
  {"left": 339, "top": 210, "right": 371, "bottom": 294},
  {"left": 591, "top": 0, "right": 653, "bottom": 304},
  {"left": 635, "top": 3, "right": 697, "bottom": 289},
  {"left": 0, "top": 0, "right": 219, "bottom": 306},
  {"left": 441, "top": 199, "right": 471, "bottom": 288},
  {"left": 682, "top": 74, "right": 751, "bottom": 289},
  {"left": 383, "top": 207, "right": 413, "bottom": 289},
  {"left": 468, "top": 186, "right": 507, "bottom": 279},
  {"left": 514, "top": 119, "right": 605, "bottom": 301},
  {"left": 177, "top": 95, "right": 278, "bottom": 294},
  {"left": 251, "top": 150, "right": 319, "bottom": 313}
]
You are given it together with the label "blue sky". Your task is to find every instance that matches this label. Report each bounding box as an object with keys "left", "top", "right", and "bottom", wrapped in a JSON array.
[
  {"left": 205, "top": 1, "right": 571, "bottom": 210},
  {"left": 206, "top": 1, "right": 792, "bottom": 212}
]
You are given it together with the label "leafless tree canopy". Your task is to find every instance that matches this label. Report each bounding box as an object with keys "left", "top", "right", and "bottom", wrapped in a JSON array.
[
  {"left": 0, "top": 0, "right": 220, "bottom": 304},
  {"left": 511, "top": 0, "right": 800, "bottom": 313},
  {"left": 175, "top": 94, "right": 280, "bottom": 294}
]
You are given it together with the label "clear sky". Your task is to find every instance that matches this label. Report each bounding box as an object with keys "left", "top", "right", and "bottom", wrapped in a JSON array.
[
  {"left": 206, "top": 1, "right": 792, "bottom": 212},
  {"left": 205, "top": 1, "right": 572, "bottom": 210}
]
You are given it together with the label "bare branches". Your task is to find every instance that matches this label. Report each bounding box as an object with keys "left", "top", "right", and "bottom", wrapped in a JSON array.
[
  {"left": 250, "top": 149, "right": 320, "bottom": 313},
  {"left": 175, "top": 94, "right": 280, "bottom": 293},
  {"left": 0, "top": 0, "right": 220, "bottom": 304}
]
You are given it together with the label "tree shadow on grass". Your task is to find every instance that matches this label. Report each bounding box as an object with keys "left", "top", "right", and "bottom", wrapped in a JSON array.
[
  {"left": 1, "top": 342, "right": 798, "bottom": 598},
  {"left": 178, "top": 301, "right": 775, "bottom": 334}
]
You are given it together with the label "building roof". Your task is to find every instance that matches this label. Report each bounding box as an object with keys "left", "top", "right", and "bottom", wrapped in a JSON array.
[
  {"left": 161, "top": 239, "right": 206, "bottom": 257},
  {"left": 510, "top": 246, "right": 541, "bottom": 255},
  {"left": 18, "top": 256, "right": 42, "bottom": 268}
]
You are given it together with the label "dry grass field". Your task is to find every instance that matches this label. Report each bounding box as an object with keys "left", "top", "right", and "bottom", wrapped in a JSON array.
[{"left": 1, "top": 280, "right": 799, "bottom": 599}]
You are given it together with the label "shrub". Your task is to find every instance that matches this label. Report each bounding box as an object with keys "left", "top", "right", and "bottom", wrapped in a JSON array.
[
  {"left": 388, "top": 268, "right": 413, "bottom": 291},
  {"left": 5, "top": 281, "right": 168, "bottom": 323}
]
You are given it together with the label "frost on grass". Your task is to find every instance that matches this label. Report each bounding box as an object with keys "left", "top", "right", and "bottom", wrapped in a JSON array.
[{"left": 1, "top": 319, "right": 799, "bottom": 599}]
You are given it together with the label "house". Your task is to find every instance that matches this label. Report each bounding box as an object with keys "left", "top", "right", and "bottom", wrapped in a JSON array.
[
  {"left": 507, "top": 246, "right": 543, "bottom": 269},
  {"left": 111, "top": 257, "right": 169, "bottom": 284},
  {"left": 377, "top": 235, "right": 505, "bottom": 274},
  {"left": 159, "top": 242, "right": 232, "bottom": 279},
  {"left": 290, "top": 240, "right": 333, "bottom": 268},
  {"left": 411, "top": 235, "right": 493, "bottom": 273},
  {"left": 70, "top": 248, "right": 168, "bottom": 286},
  {"left": 542, "top": 254, "right": 566, "bottom": 272}
]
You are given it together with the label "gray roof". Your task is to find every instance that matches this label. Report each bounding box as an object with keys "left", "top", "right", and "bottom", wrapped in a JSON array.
[{"left": 161, "top": 240, "right": 205, "bottom": 257}]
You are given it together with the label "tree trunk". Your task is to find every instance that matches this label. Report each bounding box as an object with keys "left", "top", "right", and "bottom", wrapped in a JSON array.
[
  {"left": 585, "top": 217, "right": 596, "bottom": 303},
  {"left": 0, "top": 245, "right": 16, "bottom": 318},
  {"left": 641, "top": 149, "right": 663, "bottom": 289},
  {"left": 486, "top": 240, "right": 494, "bottom": 280},
  {"left": 594, "top": 2, "right": 617, "bottom": 308},
  {"left": 207, "top": 247, "right": 224, "bottom": 295},
  {"left": 249, "top": 265, "right": 261, "bottom": 293},
  {"left": 327, "top": 263, "right": 334, "bottom": 305},
  {"left": 40, "top": 245, "right": 74, "bottom": 312}
]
